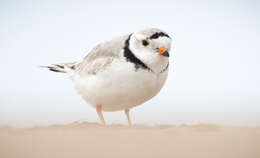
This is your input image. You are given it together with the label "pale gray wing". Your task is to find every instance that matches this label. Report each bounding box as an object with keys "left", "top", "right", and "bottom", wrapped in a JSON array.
[{"left": 76, "top": 34, "right": 129, "bottom": 76}]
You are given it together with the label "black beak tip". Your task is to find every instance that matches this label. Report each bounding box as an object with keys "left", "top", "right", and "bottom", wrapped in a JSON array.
[{"left": 162, "top": 51, "right": 169, "bottom": 57}]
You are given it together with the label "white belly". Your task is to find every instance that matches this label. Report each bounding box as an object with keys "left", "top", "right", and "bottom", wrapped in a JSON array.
[{"left": 73, "top": 59, "right": 168, "bottom": 111}]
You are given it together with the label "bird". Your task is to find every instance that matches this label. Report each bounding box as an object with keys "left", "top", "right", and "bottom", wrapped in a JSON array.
[{"left": 42, "top": 28, "right": 172, "bottom": 125}]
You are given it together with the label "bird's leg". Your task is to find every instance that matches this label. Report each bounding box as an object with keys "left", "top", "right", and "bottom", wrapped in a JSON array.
[
  {"left": 96, "top": 105, "right": 106, "bottom": 125},
  {"left": 124, "top": 109, "right": 132, "bottom": 126}
]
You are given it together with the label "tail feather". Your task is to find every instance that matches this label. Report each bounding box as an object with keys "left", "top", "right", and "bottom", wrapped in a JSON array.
[
  {"left": 40, "top": 65, "right": 66, "bottom": 73},
  {"left": 41, "top": 62, "right": 77, "bottom": 74}
]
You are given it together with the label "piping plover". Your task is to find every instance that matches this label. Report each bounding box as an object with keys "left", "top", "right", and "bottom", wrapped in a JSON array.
[{"left": 43, "top": 28, "right": 172, "bottom": 125}]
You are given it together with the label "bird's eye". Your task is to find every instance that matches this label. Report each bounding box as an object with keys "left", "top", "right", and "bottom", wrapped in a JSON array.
[{"left": 142, "top": 40, "right": 149, "bottom": 46}]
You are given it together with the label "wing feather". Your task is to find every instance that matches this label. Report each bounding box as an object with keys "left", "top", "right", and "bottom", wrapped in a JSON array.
[{"left": 77, "top": 34, "right": 129, "bottom": 76}]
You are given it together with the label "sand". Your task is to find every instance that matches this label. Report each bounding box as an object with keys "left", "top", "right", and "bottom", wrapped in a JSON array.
[{"left": 0, "top": 122, "right": 259, "bottom": 158}]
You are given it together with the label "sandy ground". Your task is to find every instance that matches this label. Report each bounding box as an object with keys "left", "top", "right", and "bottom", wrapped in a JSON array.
[{"left": 0, "top": 122, "right": 259, "bottom": 158}]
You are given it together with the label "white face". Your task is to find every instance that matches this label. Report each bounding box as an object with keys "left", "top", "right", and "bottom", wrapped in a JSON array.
[
  {"left": 130, "top": 31, "right": 172, "bottom": 58},
  {"left": 128, "top": 29, "right": 172, "bottom": 73}
]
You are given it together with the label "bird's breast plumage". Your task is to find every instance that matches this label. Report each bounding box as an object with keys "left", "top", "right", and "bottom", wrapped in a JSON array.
[{"left": 73, "top": 56, "right": 168, "bottom": 111}]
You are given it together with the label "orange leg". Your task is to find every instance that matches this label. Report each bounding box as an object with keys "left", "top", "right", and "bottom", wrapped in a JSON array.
[
  {"left": 96, "top": 105, "right": 106, "bottom": 125},
  {"left": 124, "top": 109, "right": 132, "bottom": 126}
]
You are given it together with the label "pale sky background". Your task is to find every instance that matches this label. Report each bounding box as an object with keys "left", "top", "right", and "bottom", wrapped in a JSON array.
[{"left": 0, "top": 0, "right": 259, "bottom": 127}]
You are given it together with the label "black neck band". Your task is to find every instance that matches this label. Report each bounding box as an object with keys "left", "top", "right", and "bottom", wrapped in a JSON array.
[{"left": 123, "top": 34, "right": 152, "bottom": 72}]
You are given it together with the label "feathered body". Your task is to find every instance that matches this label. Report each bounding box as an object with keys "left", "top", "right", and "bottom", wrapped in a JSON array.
[{"left": 45, "top": 28, "right": 171, "bottom": 112}]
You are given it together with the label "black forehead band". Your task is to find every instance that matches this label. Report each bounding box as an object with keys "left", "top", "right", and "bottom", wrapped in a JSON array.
[{"left": 149, "top": 32, "right": 170, "bottom": 39}]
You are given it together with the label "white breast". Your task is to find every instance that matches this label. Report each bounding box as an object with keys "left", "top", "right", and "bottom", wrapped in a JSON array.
[{"left": 72, "top": 58, "right": 168, "bottom": 111}]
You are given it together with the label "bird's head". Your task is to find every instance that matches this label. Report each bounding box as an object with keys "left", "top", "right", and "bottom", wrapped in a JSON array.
[{"left": 128, "top": 28, "right": 172, "bottom": 73}]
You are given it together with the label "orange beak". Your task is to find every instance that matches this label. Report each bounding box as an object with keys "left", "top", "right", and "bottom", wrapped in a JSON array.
[{"left": 156, "top": 46, "right": 169, "bottom": 57}]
